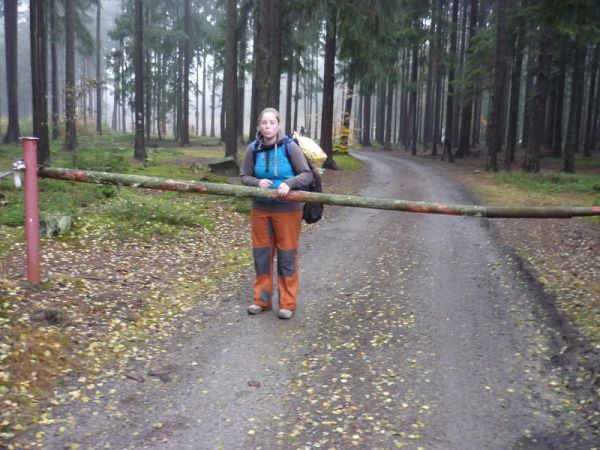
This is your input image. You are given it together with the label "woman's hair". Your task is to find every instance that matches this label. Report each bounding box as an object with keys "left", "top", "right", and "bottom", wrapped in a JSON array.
[{"left": 258, "top": 107, "right": 280, "bottom": 124}]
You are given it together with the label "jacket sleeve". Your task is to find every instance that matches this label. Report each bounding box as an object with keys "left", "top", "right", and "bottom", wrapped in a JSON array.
[
  {"left": 240, "top": 145, "right": 260, "bottom": 187},
  {"left": 284, "top": 141, "right": 314, "bottom": 190}
]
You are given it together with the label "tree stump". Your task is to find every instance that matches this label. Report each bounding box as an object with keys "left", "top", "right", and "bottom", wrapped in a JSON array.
[
  {"left": 208, "top": 157, "right": 240, "bottom": 177},
  {"left": 39, "top": 213, "right": 72, "bottom": 237}
]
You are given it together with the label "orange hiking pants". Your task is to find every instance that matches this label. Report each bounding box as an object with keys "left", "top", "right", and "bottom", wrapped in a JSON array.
[{"left": 250, "top": 208, "right": 303, "bottom": 311}]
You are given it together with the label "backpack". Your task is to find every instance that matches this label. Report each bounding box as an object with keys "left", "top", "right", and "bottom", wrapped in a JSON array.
[{"left": 252, "top": 135, "right": 324, "bottom": 224}]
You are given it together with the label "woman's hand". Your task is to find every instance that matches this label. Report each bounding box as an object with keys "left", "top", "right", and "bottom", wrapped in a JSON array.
[
  {"left": 277, "top": 182, "right": 290, "bottom": 196},
  {"left": 258, "top": 179, "right": 273, "bottom": 189}
]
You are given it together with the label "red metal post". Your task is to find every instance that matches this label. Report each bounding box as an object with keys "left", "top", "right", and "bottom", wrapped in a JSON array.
[{"left": 21, "top": 138, "right": 41, "bottom": 284}]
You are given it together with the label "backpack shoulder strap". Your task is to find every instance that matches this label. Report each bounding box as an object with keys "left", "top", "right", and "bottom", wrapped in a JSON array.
[
  {"left": 250, "top": 139, "right": 260, "bottom": 164},
  {"left": 282, "top": 135, "right": 303, "bottom": 159},
  {"left": 282, "top": 135, "right": 304, "bottom": 175}
]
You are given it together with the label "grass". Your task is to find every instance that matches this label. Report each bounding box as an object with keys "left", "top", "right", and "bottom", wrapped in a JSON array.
[
  {"left": 541, "top": 155, "right": 600, "bottom": 171},
  {"left": 467, "top": 169, "right": 600, "bottom": 215},
  {"left": 0, "top": 177, "right": 118, "bottom": 227},
  {"left": 333, "top": 153, "right": 363, "bottom": 171},
  {"left": 494, "top": 171, "right": 600, "bottom": 194},
  {"left": 189, "top": 135, "right": 222, "bottom": 146},
  {"left": 221, "top": 196, "right": 253, "bottom": 215},
  {"left": 102, "top": 190, "right": 215, "bottom": 240},
  {"left": 0, "top": 178, "right": 114, "bottom": 227},
  {"left": 489, "top": 172, "right": 600, "bottom": 223},
  {"left": 0, "top": 129, "right": 230, "bottom": 229}
]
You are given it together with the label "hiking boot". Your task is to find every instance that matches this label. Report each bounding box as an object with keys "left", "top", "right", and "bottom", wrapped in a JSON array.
[
  {"left": 277, "top": 308, "right": 294, "bottom": 319},
  {"left": 247, "top": 304, "right": 268, "bottom": 315}
]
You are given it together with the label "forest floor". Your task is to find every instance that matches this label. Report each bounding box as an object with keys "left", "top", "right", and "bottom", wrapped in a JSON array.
[{"left": 0, "top": 143, "right": 598, "bottom": 448}]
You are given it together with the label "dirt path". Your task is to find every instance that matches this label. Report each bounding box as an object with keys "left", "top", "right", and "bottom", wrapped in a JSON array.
[{"left": 36, "top": 150, "right": 596, "bottom": 449}]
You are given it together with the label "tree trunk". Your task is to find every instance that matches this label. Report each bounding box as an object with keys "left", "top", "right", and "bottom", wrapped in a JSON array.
[
  {"left": 594, "top": 71, "right": 600, "bottom": 151},
  {"left": 250, "top": 0, "right": 282, "bottom": 130},
  {"left": 50, "top": 0, "right": 59, "bottom": 140},
  {"left": 89, "top": 58, "right": 94, "bottom": 126},
  {"left": 249, "top": 11, "right": 259, "bottom": 138},
  {"left": 443, "top": 0, "right": 459, "bottom": 162},
  {"left": 356, "top": 86, "right": 363, "bottom": 141},
  {"left": 423, "top": 56, "right": 434, "bottom": 147},
  {"left": 409, "top": 44, "right": 419, "bottom": 155},
  {"left": 521, "top": 48, "right": 535, "bottom": 148},
  {"left": 321, "top": 3, "right": 338, "bottom": 169},
  {"left": 220, "top": 83, "right": 226, "bottom": 141},
  {"left": 120, "top": 39, "right": 126, "bottom": 132},
  {"left": 63, "top": 0, "right": 78, "bottom": 151},
  {"left": 474, "top": 0, "right": 487, "bottom": 147},
  {"left": 453, "top": 0, "right": 468, "bottom": 151},
  {"left": 111, "top": 52, "right": 121, "bottom": 131},
  {"left": 563, "top": 32, "right": 585, "bottom": 173},
  {"left": 96, "top": 1, "right": 102, "bottom": 134},
  {"left": 196, "top": 52, "right": 200, "bottom": 135},
  {"left": 376, "top": 81, "right": 386, "bottom": 144},
  {"left": 3, "top": 0, "right": 20, "bottom": 143},
  {"left": 384, "top": 79, "right": 394, "bottom": 151},
  {"left": 432, "top": 63, "right": 443, "bottom": 157},
  {"left": 224, "top": 0, "right": 238, "bottom": 158},
  {"left": 544, "top": 75, "right": 557, "bottom": 151},
  {"left": 30, "top": 0, "right": 50, "bottom": 164},
  {"left": 133, "top": 0, "right": 146, "bottom": 162},
  {"left": 431, "top": 0, "right": 444, "bottom": 157},
  {"left": 293, "top": 63, "right": 300, "bottom": 132},
  {"left": 304, "top": 74, "right": 311, "bottom": 136},
  {"left": 417, "top": 63, "right": 424, "bottom": 145},
  {"left": 81, "top": 59, "right": 87, "bottom": 126},
  {"left": 456, "top": 0, "right": 479, "bottom": 158},
  {"left": 156, "top": 52, "right": 163, "bottom": 140},
  {"left": 146, "top": 50, "right": 152, "bottom": 140},
  {"left": 210, "top": 64, "right": 216, "bottom": 138},
  {"left": 285, "top": 53, "right": 294, "bottom": 135},
  {"left": 472, "top": 78, "right": 482, "bottom": 145},
  {"left": 87, "top": 61, "right": 93, "bottom": 125},
  {"left": 313, "top": 42, "right": 320, "bottom": 141},
  {"left": 506, "top": 14, "right": 525, "bottom": 165},
  {"left": 148, "top": 51, "right": 155, "bottom": 137},
  {"left": 583, "top": 45, "right": 598, "bottom": 156},
  {"left": 112, "top": 69, "right": 119, "bottom": 131},
  {"left": 202, "top": 53, "right": 207, "bottom": 136},
  {"left": 180, "top": 0, "right": 191, "bottom": 146},
  {"left": 486, "top": 0, "right": 508, "bottom": 172},
  {"left": 523, "top": 27, "right": 552, "bottom": 173},
  {"left": 174, "top": 44, "right": 182, "bottom": 140},
  {"left": 362, "top": 91, "right": 372, "bottom": 146},
  {"left": 402, "top": 50, "right": 411, "bottom": 146},
  {"left": 550, "top": 43, "right": 567, "bottom": 157},
  {"left": 340, "top": 76, "right": 354, "bottom": 152},
  {"left": 237, "top": 32, "right": 247, "bottom": 143}
]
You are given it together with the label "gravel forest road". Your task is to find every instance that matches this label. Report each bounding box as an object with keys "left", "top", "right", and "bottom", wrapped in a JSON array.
[{"left": 40, "top": 150, "right": 596, "bottom": 450}]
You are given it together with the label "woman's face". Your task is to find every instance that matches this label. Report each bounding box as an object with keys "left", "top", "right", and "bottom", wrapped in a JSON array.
[{"left": 259, "top": 112, "right": 279, "bottom": 142}]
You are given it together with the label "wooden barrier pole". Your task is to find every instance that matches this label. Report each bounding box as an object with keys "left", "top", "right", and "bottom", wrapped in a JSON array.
[{"left": 38, "top": 167, "right": 600, "bottom": 219}]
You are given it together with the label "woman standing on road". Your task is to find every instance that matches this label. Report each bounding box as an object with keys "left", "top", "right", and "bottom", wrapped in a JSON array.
[{"left": 241, "top": 108, "right": 313, "bottom": 319}]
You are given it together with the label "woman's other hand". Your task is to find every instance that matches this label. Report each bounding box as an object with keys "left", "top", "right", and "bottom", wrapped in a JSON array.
[
  {"left": 277, "top": 182, "right": 290, "bottom": 196},
  {"left": 258, "top": 179, "right": 273, "bottom": 189}
]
